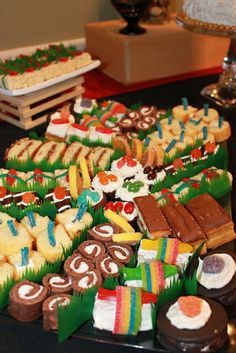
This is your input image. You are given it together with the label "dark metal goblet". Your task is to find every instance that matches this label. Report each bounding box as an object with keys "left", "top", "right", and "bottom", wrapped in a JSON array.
[{"left": 111, "top": 0, "right": 153, "bottom": 35}]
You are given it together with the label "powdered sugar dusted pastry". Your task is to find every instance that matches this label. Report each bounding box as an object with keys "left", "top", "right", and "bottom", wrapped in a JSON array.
[{"left": 8, "top": 280, "right": 48, "bottom": 322}]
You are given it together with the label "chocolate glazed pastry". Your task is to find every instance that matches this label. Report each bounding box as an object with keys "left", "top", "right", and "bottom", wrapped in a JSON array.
[
  {"left": 157, "top": 298, "right": 228, "bottom": 353},
  {"left": 96, "top": 254, "right": 120, "bottom": 278},
  {"left": 72, "top": 269, "right": 102, "bottom": 293},
  {"left": 64, "top": 253, "right": 94, "bottom": 278},
  {"left": 78, "top": 240, "right": 106, "bottom": 263},
  {"left": 42, "top": 294, "right": 71, "bottom": 331},
  {"left": 106, "top": 242, "right": 133, "bottom": 265},
  {"left": 191, "top": 250, "right": 236, "bottom": 306},
  {"left": 42, "top": 273, "right": 73, "bottom": 295},
  {"left": 88, "top": 223, "right": 120, "bottom": 243},
  {"left": 8, "top": 280, "right": 48, "bottom": 322}
]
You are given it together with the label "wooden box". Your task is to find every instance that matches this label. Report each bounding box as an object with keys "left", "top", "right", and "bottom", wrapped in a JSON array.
[{"left": 85, "top": 18, "right": 229, "bottom": 85}]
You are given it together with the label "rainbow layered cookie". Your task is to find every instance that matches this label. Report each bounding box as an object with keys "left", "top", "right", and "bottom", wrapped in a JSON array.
[
  {"left": 93, "top": 287, "right": 156, "bottom": 334},
  {"left": 157, "top": 296, "right": 228, "bottom": 353},
  {"left": 123, "top": 260, "right": 178, "bottom": 294},
  {"left": 137, "top": 238, "right": 193, "bottom": 270}
]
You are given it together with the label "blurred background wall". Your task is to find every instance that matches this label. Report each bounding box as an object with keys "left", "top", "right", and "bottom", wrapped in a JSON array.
[{"left": 0, "top": 0, "right": 182, "bottom": 50}]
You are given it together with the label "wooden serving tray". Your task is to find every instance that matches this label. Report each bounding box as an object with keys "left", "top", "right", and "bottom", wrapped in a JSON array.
[{"left": 0, "top": 76, "right": 84, "bottom": 130}]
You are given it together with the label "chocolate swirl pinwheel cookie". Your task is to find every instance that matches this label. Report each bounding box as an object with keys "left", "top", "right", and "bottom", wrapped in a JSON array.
[
  {"left": 8, "top": 280, "right": 48, "bottom": 322},
  {"left": 42, "top": 294, "right": 71, "bottom": 331},
  {"left": 106, "top": 243, "right": 133, "bottom": 265},
  {"left": 78, "top": 240, "right": 106, "bottom": 263},
  {"left": 96, "top": 254, "right": 120, "bottom": 278},
  {"left": 72, "top": 269, "right": 102, "bottom": 293},
  {"left": 64, "top": 253, "right": 94, "bottom": 279},
  {"left": 88, "top": 223, "right": 120, "bottom": 243},
  {"left": 42, "top": 273, "right": 73, "bottom": 295}
]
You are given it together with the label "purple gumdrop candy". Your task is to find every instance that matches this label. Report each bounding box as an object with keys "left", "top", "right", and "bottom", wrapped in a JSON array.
[
  {"left": 81, "top": 98, "right": 92, "bottom": 108},
  {"left": 202, "top": 255, "right": 225, "bottom": 274}
]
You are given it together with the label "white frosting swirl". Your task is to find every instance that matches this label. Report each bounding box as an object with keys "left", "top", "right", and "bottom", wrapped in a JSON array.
[
  {"left": 18, "top": 284, "right": 44, "bottom": 300},
  {"left": 197, "top": 253, "right": 236, "bottom": 289},
  {"left": 91, "top": 172, "right": 124, "bottom": 193},
  {"left": 166, "top": 299, "right": 211, "bottom": 330},
  {"left": 115, "top": 183, "right": 149, "bottom": 202},
  {"left": 111, "top": 158, "right": 143, "bottom": 178}
]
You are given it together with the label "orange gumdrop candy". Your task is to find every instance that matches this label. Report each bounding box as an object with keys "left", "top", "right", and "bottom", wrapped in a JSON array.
[
  {"left": 178, "top": 296, "right": 202, "bottom": 318},
  {"left": 22, "top": 192, "right": 36, "bottom": 204},
  {"left": 54, "top": 186, "right": 66, "bottom": 200},
  {"left": 98, "top": 171, "right": 109, "bottom": 185},
  {"left": 205, "top": 141, "right": 216, "bottom": 153},
  {"left": 108, "top": 174, "right": 117, "bottom": 182}
]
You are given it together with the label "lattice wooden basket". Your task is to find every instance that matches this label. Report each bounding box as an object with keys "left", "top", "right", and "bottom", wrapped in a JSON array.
[{"left": 0, "top": 76, "right": 84, "bottom": 130}]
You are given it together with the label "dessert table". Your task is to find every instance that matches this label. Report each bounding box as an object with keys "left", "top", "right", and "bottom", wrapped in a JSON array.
[{"left": 0, "top": 73, "right": 235, "bottom": 353}]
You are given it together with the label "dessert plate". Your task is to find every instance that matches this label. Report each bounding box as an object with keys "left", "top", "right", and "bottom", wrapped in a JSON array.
[{"left": 0, "top": 60, "right": 101, "bottom": 97}]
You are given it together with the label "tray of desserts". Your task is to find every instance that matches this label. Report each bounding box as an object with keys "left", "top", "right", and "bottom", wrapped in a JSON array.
[
  {"left": 0, "top": 97, "right": 235, "bottom": 353},
  {"left": 0, "top": 44, "right": 100, "bottom": 96}
]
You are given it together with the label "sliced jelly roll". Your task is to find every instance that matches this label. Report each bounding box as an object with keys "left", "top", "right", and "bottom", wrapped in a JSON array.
[
  {"left": 88, "top": 222, "right": 120, "bottom": 243},
  {"left": 64, "top": 252, "right": 94, "bottom": 279},
  {"left": 106, "top": 243, "right": 133, "bottom": 265},
  {"left": 42, "top": 294, "right": 71, "bottom": 331},
  {"left": 21, "top": 212, "right": 50, "bottom": 241},
  {"left": 123, "top": 260, "right": 178, "bottom": 294},
  {"left": 36, "top": 221, "right": 72, "bottom": 263},
  {"left": 8, "top": 280, "right": 48, "bottom": 322},
  {"left": 42, "top": 273, "right": 73, "bottom": 295},
  {"left": 137, "top": 238, "right": 193, "bottom": 270},
  {"left": 72, "top": 269, "right": 102, "bottom": 293},
  {"left": 93, "top": 287, "right": 156, "bottom": 334},
  {"left": 78, "top": 240, "right": 106, "bottom": 263},
  {"left": 0, "top": 219, "right": 32, "bottom": 256},
  {"left": 55, "top": 207, "right": 92, "bottom": 239},
  {"left": 7, "top": 247, "right": 46, "bottom": 280},
  {"left": 96, "top": 254, "right": 120, "bottom": 278}
]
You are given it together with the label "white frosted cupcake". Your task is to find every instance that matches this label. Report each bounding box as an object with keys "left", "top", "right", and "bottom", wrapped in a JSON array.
[
  {"left": 111, "top": 156, "right": 142, "bottom": 178},
  {"left": 91, "top": 171, "right": 124, "bottom": 197},
  {"left": 116, "top": 180, "right": 149, "bottom": 202},
  {"left": 73, "top": 98, "right": 97, "bottom": 114},
  {"left": 135, "top": 166, "right": 166, "bottom": 186}
]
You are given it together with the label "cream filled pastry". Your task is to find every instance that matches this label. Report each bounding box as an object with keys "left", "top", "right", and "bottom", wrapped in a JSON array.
[
  {"left": 96, "top": 254, "right": 120, "bottom": 278},
  {"left": 78, "top": 240, "right": 106, "bottom": 263},
  {"left": 88, "top": 223, "right": 119, "bottom": 243},
  {"left": 43, "top": 273, "right": 73, "bottom": 295},
  {"left": 72, "top": 269, "right": 102, "bottom": 293}
]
